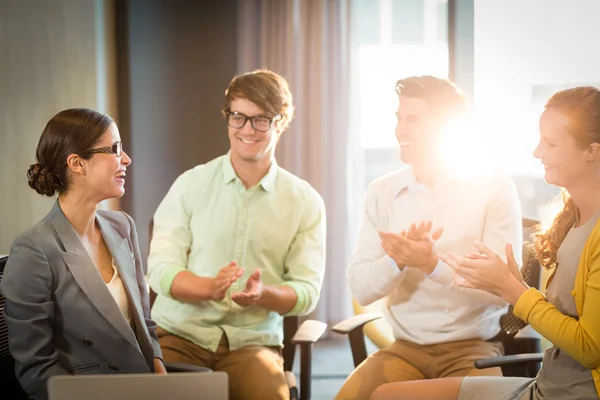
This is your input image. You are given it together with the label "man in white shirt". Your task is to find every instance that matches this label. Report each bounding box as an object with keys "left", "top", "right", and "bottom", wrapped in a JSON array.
[{"left": 335, "top": 76, "right": 523, "bottom": 400}]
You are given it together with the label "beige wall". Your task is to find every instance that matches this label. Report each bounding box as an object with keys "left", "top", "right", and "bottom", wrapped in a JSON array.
[{"left": 0, "top": 0, "right": 117, "bottom": 253}]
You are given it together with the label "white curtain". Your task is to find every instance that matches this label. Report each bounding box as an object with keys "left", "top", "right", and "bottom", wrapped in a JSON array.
[{"left": 237, "top": 0, "right": 357, "bottom": 325}]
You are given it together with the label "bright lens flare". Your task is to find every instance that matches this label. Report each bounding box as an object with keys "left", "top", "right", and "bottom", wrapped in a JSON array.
[{"left": 436, "top": 115, "right": 496, "bottom": 177}]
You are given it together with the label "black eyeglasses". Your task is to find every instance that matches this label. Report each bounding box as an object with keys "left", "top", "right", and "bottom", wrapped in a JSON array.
[
  {"left": 86, "top": 142, "right": 122, "bottom": 156},
  {"left": 226, "top": 112, "right": 282, "bottom": 132}
]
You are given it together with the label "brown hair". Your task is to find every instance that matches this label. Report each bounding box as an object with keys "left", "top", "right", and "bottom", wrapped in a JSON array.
[
  {"left": 27, "top": 108, "right": 115, "bottom": 196},
  {"left": 534, "top": 86, "right": 600, "bottom": 269},
  {"left": 395, "top": 75, "right": 469, "bottom": 126},
  {"left": 221, "top": 69, "right": 295, "bottom": 131}
]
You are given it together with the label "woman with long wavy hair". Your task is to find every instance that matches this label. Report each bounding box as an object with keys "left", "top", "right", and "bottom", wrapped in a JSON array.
[{"left": 370, "top": 86, "right": 600, "bottom": 400}]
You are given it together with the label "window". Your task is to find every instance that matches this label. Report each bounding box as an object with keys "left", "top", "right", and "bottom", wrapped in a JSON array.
[
  {"left": 353, "top": 0, "right": 449, "bottom": 189},
  {"left": 473, "top": 0, "right": 600, "bottom": 221}
]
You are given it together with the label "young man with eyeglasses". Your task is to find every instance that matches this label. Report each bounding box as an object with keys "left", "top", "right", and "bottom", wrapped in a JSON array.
[
  {"left": 335, "top": 76, "right": 523, "bottom": 400},
  {"left": 147, "top": 69, "right": 326, "bottom": 400}
]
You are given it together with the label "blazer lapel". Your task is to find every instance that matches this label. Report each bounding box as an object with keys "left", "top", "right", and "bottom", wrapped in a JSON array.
[
  {"left": 49, "top": 202, "right": 141, "bottom": 352},
  {"left": 95, "top": 214, "right": 148, "bottom": 348}
]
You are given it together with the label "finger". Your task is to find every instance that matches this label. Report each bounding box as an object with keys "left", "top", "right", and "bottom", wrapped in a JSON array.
[
  {"left": 395, "top": 234, "right": 412, "bottom": 245},
  {"left": 439, "top": 253, "right": 460, "bottom": 270},
  {"left": 472, "top": 241, "right": 499, "bottom": 259},
  {"left": 453, "top": 273, "right": 477, "bottom": 289},
  {"left": 216, "top": 279, "right": 233, "bottom": 291},
  {"left": 231, "top": 293, "right": 244, "bottom": 301},
  {"left": 378, "top": 230, "right": 392, "bottom": 240},
  {"left": 505, "top": 243, "right": 523, "bottom": 281},
  {"left": 442, "top": 252, "right": 474, "bottom": 268},
  {"left": 407, "top": 223, "right": 417, "bottom": 239},
  {"left": 440, "top": 252, "right": 478, "bottom": 272},
  {"left": 232, "top": 292, "right": 259, "bottom": 302},
  {"left": 447, "top": 261, "right": 477, "bottom": 281},
  {"left": 231, "top": 295, "right": 248, "bottom": 306},
  {"left": 251, "top": 269, "right": 262, "bottom": 280},
  {"left": 506, "top": 243, "right": 518, "bottom": 269},
  {"left": 416, "top": 221, "right": 425, "bottom": 234},
  {"left": 425, "top": 220, "right": 433, "bottom": 233},
  {"left": 221, "top": 271, "right": 243, "bottom": 282},
  {"left": 431, "top": 227, "right": 444, "bottom": 241},
  {"left": 220, "top": 265, "right": 244, "bottom": 276},
  {"left": 465, "top": 252, "right": 486, "bottom": 260},
  {"left": 242, "top": 292, "right": 260, "bottom": 300},
  {"left": 400, "top": 229, "right": 407, "bottom": 237}
]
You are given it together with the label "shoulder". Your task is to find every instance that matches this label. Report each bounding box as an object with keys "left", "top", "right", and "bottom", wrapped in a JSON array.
[
  {"left": 2, "top": 221, "right": 53, "bottom": 290},
  {"left": 361, "top": 168, "right": 413, "bottom": 205},
  {"left": 276, "top": 167, "right": 324, "bottom": 207},
  {"left": 585, "top": 218, "right": 600, "bottom": 263},
  {"left": 181, "top": 155, "right": 226, "bottom": 182},
  {"left": 9, "top": 223, "right": 47, "bottom": 253},
  {"left": 453, "top": 171, "right": 518, "bottom": 200},
  {"left": 9, "top": 211, "right": 60, "bottom": 253}
]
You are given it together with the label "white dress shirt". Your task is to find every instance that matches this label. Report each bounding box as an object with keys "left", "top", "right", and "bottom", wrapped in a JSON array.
[{"left": 348, "top": 167, "right": 523, "bottom": 345}]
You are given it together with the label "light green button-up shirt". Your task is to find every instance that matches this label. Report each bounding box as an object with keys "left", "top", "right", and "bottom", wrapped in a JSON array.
[{"left": 147, "top": 154, "right": 326, "bottom": 352}]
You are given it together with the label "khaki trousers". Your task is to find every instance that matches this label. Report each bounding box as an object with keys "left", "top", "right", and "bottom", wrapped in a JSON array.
[
  {"left": 335, "top": 338, "right": 504, "bottom": 400},
  {"left": 157, "top": 327, "right": 288, "bottom": 400}
]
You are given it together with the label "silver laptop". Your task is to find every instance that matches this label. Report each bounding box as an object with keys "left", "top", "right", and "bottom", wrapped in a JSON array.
[{"left": 48, "top": 372, "right": 228, "bottom": 400}]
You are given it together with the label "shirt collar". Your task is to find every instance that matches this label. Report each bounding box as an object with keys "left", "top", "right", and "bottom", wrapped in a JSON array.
[
  {"left": 222, "top": 151, "right": 237, "bottom": 184},
  {"left": 222, "top": 151, "right": 278, "bottom": 192},
  {"left": 394, "top": 165, "right": 430, "bottom": 196}
]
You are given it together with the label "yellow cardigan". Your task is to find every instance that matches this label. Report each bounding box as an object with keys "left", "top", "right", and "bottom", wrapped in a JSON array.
[{"left": 514, "top": 218, "right": 600, "bottom": 397}]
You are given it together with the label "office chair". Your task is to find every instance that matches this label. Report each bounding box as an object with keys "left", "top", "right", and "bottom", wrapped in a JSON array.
[{"left": 332, "top": 217, "right": 543, "bottom": 378}]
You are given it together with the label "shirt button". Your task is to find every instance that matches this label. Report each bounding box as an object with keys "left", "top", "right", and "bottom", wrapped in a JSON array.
[
  {"left": 594, "top": 377, "right": 599, "bottom": 382},
  {"left": 571, "top": 290, "right": 576, "bottom": 296}
]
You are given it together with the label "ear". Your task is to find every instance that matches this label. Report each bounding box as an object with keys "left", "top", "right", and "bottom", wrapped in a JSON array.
[
  {"left": 272, "top": 124, "right": 284, "bottom": 142},
  {"left": 66, "top": 154, "right": 87, "bottom": 176},
  {"left": 585, "top": 143, "right": 600, "bottom": 162}
]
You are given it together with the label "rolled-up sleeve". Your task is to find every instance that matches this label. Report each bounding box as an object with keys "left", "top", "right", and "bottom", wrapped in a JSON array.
[
  {"left": 348, "top": 183, "right": 404, "bottom": 306},
  {"left": 147, "top": 170, "right": 195, "bottom": 297},
  {"left": 280, "top": 189, "right": 326, "bottom": 316}
]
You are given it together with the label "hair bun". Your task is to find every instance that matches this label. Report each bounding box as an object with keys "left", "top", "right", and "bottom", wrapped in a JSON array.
[{"left": 27, "top": 163, "right": 63, "bottom": 197}]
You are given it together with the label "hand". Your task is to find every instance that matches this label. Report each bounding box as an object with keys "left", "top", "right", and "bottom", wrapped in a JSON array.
[
  {"left": 154, "top": 358, "right": 167, "bottom": 375},
  {"left": 440, "top": 242, "right": 524, "bottom": 298},
  {"left": 404, "top": 221, "right": 434, "bottom": 241},
  {"left": 378, "top": 221, "right": 444, "bottom": 274},
  {"left": 210, "top": 261, "right": 244, "bottom": 301},
  {"left": 452, "top": 252, "right": 487, "bottom": 286},
  {"left": 231, "top": 269, "right": 263, "bottom": 307}
]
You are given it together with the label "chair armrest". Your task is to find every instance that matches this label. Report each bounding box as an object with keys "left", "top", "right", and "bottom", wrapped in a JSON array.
[
  {"left": 164, "top": 362, "right": 212, "bottom": 373},
  {"left": 289, "top": 320, "right": 327, "bottom": 400},
  {"left": 331, "top": 313, "right": 383, "bottom": 335},
  {"left": 291, "top": 320, "right": 327, "bottom": 344},
  {"left": 514, "top": 325, "right": 542, "bottom": 340},
  {"left": 332, "top": 313, "right": 383, "bottom": 368},
  {"left": 474, "top": 353, "right": 544, "bottom": 370}
]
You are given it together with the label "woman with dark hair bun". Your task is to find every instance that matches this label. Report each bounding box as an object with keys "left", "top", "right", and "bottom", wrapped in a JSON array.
[{"left": 1, "top": 108, "right": 165, "bottom": 400}]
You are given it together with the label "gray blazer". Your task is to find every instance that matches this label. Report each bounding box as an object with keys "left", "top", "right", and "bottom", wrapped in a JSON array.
[{"left": 0, "top": 201, "right": 162, "bottom": 400}]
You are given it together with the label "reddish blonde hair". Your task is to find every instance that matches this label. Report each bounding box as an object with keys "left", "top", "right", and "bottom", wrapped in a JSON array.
[{"left": 534, "top": 86, "right": 600, "bottom": 269}]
